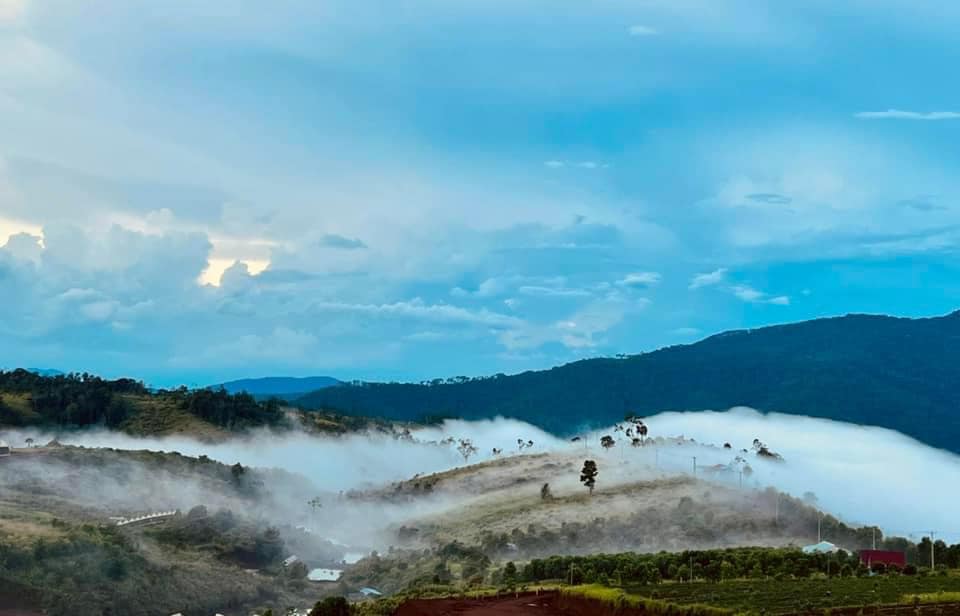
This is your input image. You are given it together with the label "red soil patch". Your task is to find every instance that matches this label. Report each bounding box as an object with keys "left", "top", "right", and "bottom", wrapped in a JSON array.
[{"left": 394, "top": 591, "right": 561, "bottom": 616}]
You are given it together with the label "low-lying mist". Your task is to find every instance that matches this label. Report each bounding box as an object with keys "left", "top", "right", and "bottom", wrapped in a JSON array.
[{"left": 4, "top": 407, "right": 958, "bottom": 550}]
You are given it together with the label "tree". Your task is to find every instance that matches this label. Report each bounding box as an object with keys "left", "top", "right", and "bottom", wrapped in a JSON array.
[
  {"left": 503, "top": 561, "right": 518, "bottom": 588},
  {"left": 287, "top": 560, "right": 309, "bottom": 580},
  {"left": 457, "top": 439, "right": 478, "bottom": 463},
  {"left": 24, "top": 437, "right": 34, "bottom": 448},
  {"left": 309, "top": 597, "right": 350, "bottom": 616},
  {"left": 308, "top": 497, "right": 322, "bottom": 528},
  {"left": 580, "top": 460, "right": 598, "bottom": 495},
  {"left": 540, "top": 483, "right": 553, "bottom": 501},
  {"left": 600, "top": 435, "right": 615, "bottom": 450},
  {"left": 231, "top": 462, "right": 246, "bottom": 484}
]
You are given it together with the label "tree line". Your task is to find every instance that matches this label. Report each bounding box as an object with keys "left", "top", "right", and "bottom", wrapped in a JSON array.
[
  {"left": 519, "top": 547, "right": 956, "bottom": 586},
  {"left": 0, "top": 368, "right": 283, "bottom": 430}
]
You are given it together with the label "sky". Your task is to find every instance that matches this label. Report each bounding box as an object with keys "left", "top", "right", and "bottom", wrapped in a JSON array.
[{"left": 2, "top": 0, "right": 960, "bottom": 386}]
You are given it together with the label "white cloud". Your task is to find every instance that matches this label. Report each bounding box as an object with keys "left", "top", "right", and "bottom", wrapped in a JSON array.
[
  {"left": 855, "top": 110, "right": 960, "bottom": 120},
  {"left": 517, "top": 285, "right": 592, "bottom": 298},
  {"left": 730, "top": 284, "right": 763, "bottom": 302},
  {"left": 617, "top": 271, "right": 662, "bottom": 288},
  {"left": 689, "top": 268, "right": 727, "bottom": 289},
  {"left": 309, "top": 298, "right": 523, "bottom": 329},
  {"left": 543, "top": 160, "right": 608, "bottom": 170},
  {"left": 0, "top": 0, "right": 26, "bottom": 23},
  {"left": 628, "top": 24, "right": 659, "bottom": 37},
  {"left": 730, "top": 284, "right": 789, "bottom": 306}
]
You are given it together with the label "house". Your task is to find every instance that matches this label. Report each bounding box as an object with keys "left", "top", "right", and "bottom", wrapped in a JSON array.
[
  {"left": 359, "top": 587, "right": 382, "bottom": 597},
  {"left": 307, "top": 568, "right": 343, "bottom": 583},
  {"left": 0, "top": 441, "right": 10, "bottom": 457},
  {"left": 802, "top": 541, "right": 841, "bottom": 554},
  {"left": 283, "top": 555, "right": 300, "bottom": 567},
  {"left": 859, "top": 550, "right": 906, "bottom": 568}
]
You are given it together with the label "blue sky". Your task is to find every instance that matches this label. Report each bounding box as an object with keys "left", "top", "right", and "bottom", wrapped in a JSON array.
[{"left": 2, "top": 0, "right": 960, "bottom": 386}]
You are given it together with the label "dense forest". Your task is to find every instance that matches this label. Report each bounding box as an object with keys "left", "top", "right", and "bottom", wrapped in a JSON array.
[
  {"left": 297, "top": 311, "right": 960, "bottom": 452},
  {"left": 0, "top": 368, "right": 283, "bottom": 431}
]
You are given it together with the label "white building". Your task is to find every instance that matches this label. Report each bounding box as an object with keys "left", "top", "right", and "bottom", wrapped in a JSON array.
[{"left": 802, "top": 540, "right": 841, "bottom": 554}]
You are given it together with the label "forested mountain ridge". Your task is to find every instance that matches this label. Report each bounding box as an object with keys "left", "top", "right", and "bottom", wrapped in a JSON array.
[
  {"left": 216, "top": 375, "right": 341, "bottom": 398},
  {"left": 296, "top": 311, "right": 960, "bottom": 452}
]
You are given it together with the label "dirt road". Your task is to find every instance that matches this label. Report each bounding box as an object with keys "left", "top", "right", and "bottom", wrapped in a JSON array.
[{"left": 394, "top": 592, "right": 561, "bottom": 616}]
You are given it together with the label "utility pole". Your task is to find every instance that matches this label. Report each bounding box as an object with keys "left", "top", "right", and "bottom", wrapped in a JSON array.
[
  {"left": 692, "top": 456, "right": 697, "bottom": 477},
  {"left": 930, "top": 532, "right": 936, "bottom": 570},
  {"left": 872, "top": 527, "right": 876, "bottom": 550},
  {"left": 738, "top": 470, "right": 743, "bottom": 489}
]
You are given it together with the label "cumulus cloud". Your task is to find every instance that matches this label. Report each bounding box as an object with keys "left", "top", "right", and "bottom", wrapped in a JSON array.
[
  {"left": 855, "top": 110, "right": 960, "bottom": 120},
  {"left": 2, "top": 231, "right": 42, "bottom": 261}
]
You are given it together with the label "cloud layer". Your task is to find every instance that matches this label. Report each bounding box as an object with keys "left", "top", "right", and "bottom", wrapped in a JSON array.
[{"left": 10, "top": 408, "right": 960, "bottom": 546}]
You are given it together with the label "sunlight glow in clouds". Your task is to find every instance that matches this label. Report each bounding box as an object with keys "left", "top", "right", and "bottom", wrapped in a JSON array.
[{"left": 199, "top": 258, "right": 270, "bottom": 287}]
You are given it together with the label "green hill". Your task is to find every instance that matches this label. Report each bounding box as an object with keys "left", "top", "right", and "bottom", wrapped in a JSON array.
[{"left": 295, "top": 311, "right": 960, "bottom": 452}]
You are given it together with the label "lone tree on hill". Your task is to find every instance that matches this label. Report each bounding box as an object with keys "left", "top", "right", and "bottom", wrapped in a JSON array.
[
  {"left": 638, "top": 422, "right": 649, "bottom": 444},
  {"left": 457, "top": 439, "right": 478, "bottom": 463},
  {"left": 580, "top": 459, "right": 598, "bottom": 495},
  {"left": 540, "top": 482, "right": 553, "bottom": 501},
  {"left": 231, "top": 462, "right": 246, "bottom": 483},
  {"left": 600, "top": 435, "right": 615, "bottom": 450}
]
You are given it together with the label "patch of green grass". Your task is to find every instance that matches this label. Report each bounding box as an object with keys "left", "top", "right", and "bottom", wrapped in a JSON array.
[{"left": 900, "top": 591, "right": 960, "bottom": 605}]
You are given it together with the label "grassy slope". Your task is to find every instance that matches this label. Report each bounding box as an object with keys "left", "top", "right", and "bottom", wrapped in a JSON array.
[{"left": 0, "top": 446, "right": 334, "bottom": 616}]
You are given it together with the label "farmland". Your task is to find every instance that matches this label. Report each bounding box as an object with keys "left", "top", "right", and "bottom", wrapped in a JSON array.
[{"left": 615, "top": 575, "right": 960, "bottom": 614}]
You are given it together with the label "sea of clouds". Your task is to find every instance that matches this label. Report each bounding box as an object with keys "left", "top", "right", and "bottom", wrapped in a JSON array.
[{"left": 4, "top": 407, "right": 958, "bottom": 543}]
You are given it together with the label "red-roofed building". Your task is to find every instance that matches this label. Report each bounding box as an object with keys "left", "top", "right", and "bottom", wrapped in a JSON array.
[{"left": 859, "top": 550, "right": 906, "bottom": 568}]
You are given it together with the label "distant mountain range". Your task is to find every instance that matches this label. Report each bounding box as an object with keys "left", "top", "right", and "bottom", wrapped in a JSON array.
[
  {"left": 216, "top": 376, "right": 341, "bottom": 398},
  {"left": 296, "top": 311, "right": 960, "bottom": 453},
  {"left": 27, "top": 368, "right": 64, "bottom": 377}
]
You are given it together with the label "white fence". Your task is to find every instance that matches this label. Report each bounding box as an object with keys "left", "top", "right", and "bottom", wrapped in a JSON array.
[{"left": 116, "top": 510, "right": 178, "bottom": 527}]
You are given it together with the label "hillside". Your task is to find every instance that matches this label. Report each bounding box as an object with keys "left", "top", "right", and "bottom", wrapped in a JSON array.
[
  {"left": 0, "top": 369, "right": 389, "bottom": 439},
  {"left": 217, "top": 375, "right": 341, "bottom": 398},
  {"left": 0, "top": 445, "right": 348, "bottom": 616},
  {"left": 296, "top": 311, "right": 960, "bottom": 452}
]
